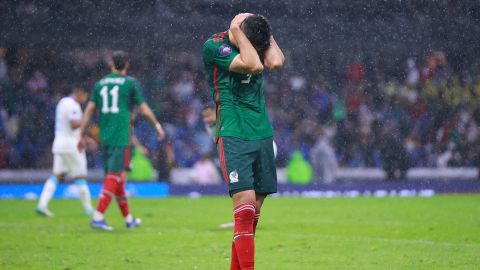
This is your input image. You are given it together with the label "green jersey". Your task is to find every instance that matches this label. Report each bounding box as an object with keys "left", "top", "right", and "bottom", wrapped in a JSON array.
[
  {"left": 202, "top": 31, "right": 273, "bottom": 141},
  {"left": 90, "top": 73, "right": 145, "bottom": 146}
]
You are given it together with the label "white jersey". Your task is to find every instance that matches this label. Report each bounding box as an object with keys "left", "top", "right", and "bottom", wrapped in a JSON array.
[{"left": 52, "top": 96, "right": 83, "bottom": 154}]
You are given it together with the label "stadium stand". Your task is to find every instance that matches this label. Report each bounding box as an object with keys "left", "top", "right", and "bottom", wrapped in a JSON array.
[{"left": 1, "top": 1, "right": 480, "bottom": 181}]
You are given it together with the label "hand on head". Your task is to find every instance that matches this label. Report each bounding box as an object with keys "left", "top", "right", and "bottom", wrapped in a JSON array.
[{"left": 230, "top": 13, "right": 252, "bottom": 30}]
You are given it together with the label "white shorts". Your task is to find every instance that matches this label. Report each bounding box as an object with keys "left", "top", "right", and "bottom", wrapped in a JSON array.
[{"left": 53, "top": 151, "right": 88, "bottom": 178}]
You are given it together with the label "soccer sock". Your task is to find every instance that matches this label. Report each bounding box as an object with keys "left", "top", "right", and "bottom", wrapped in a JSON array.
[
  {"left": 230, "top": 241, "right": 241, "bottom": 270},
  {"left": 115, "top": 180, "right": 131, "bottom": 220},
  {"left": 38, "top": 176, "right": 58, "bottom": 209},
  {"left": 253, "top": 209, "right": 261, "bottom": 235},
  {"left": 95, "top": 173, "right": 120, "bottom": 219},
  {"left": 232, "top": 208, "right": 260, "bottom": 269},
  {"left": 75, "top": 179, "right": 93, "bottom": 213},
  {"left": 233, "top": 202, "right": 256, "bottom": 270}
]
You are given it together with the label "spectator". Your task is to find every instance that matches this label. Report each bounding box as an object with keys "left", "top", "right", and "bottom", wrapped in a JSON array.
[
  {"left": 286, "top": 151, "right": 313, "bottom": 184},
  {"left": 0, "top": 47, "right": 8, "bottom": 82},
  {"left": 381, "top": 127, "right": 410, "bottom": 180},
  {"left": 405, "top": 58, "right": 420, "bottom": 87},
  {"left": 26, "top": 71, "right": 48, "bottom": 93},
  {"left": 1, "top": 1, "right": 480, "bottom": 175},
  {"left": 191, "top": 156, "right": 221, "bottom": 185},
  {"left": 310, "top": 127, "right": 338, "bottom": 183}
]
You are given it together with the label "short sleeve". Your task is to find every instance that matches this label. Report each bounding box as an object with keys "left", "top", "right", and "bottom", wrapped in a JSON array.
[
  {"left": 131, "top": 79, "right": 145, "bottom": 105},
  {"left": 68, "top": 104, "right": 82, "bottom": 121},
  {"left": 203, "top": 39, "right": 239, "bottom": 71},
  {"left": 89, "top": 83, "right": 99, "bottom": 105}
]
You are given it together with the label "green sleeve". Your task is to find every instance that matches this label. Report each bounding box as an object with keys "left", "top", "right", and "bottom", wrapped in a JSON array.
[
  {"left": 131, "top": 79, "right": 145, "bottom": 105},
  {"left": 202, "top": 39, "right": 239, "bottom": 71},
  {"left": 89, "top": 83, "right": 99, "bottom": 106}
]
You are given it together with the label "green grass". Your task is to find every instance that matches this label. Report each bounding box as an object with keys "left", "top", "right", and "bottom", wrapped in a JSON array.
[{"left": 0, "top": 195, "right": 479, "bottom": 270}]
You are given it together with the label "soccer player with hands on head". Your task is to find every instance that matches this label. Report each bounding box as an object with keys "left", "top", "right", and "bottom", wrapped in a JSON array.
[
  {"left": 202, "top": 13, "right": 285, "bottom": 269},
  {"left": 78, "top": 51, "right": 165, "bottom": 231}
]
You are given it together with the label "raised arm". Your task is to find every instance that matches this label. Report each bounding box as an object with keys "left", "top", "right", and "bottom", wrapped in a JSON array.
[
  {"left": 77, "top": 101, "right": 96, "bottom": 151},
  {"left": 228, "top": 14, "right": 264, "bottom": 74},
  {"left": 138, "top": 102, "right": 165, "bottom": 140},
  {"left": 264, "top": 36, "right": 285, "bottom": 70}
]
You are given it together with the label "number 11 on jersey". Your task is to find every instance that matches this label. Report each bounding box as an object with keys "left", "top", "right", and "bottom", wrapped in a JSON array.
[{"left": 100, "top": 86, "right": 119, "bottom": 114}]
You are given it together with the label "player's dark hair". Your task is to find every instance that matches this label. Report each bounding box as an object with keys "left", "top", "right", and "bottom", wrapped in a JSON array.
[
  {"left": 72, "top": 84, "right": 87, "bottom": 92},
  {"left": 112, "top": 50, "right": 129, "bottom": 70},
  {"left": 66, "top": 85, "right": 85, "bottom": 96},
  {"left": 242, "top": 15, "right": 271, "bottom": 60}
]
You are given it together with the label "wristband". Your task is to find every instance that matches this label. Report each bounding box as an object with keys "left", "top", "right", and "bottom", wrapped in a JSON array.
[{"left": 155, "top": 122, "right": 163, "bottom": 131}]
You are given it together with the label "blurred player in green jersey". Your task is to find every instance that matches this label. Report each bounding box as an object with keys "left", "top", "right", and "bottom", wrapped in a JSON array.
[
  {"left": 202, "top": 13, "right": 284, "bottom": 269},
  {"left": 78, "top": 51, "right": 165, "bottom": 231}
]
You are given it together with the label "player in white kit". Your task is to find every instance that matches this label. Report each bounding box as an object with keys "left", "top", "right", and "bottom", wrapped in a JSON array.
[{"left": 36, "top": 87, "right": 94, "bottom": 217}]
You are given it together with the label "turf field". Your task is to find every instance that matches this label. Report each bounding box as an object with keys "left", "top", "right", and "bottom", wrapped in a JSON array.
[{"left": 0, "top": 195, "right": 479, "bottom": 269}]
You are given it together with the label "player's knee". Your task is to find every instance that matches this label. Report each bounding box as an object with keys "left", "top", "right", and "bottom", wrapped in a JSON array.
[
  {"left": 255, "top": 194, "right": 267, "bottom": 209},
  {"left": 115, "top": 195, "right": 127, "bottom": 203},
  {"left": 232, "top": 190, "right": 256, "bottom": 206},
  {"left": 101, "top": 189, "right": 115, "bottom": 198},
  {"left": 233, "top": 202, "right": 256, "bottom": 227}
]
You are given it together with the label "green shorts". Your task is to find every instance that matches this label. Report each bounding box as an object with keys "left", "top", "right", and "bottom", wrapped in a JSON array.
[
  {"left": 101, "top": 145, "right": 132, "bottom": 174},
  {"left": 217, "top": 137, "right": 277, "bottom": 197}
]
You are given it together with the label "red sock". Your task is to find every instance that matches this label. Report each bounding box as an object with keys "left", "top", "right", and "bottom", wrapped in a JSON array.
[
  {"left": 230, "top": 242, "right": 241, "bottom": 270},
  {"left": 253, "top": 209, "right": 261, "bottom": 235},
  {"left": 96, "top": 173, "right": 120, "bottom": 214},
  {"left": 233, "top": 202, "right": 256, "bottom": 270},
  {"left": 115, "top": 180, "right": 130, "bottom": 217}
]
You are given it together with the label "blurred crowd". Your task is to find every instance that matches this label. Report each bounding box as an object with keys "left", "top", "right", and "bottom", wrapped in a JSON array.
[
  {"left": 272, "top": 52, "right": 480, "bottom": 179},
  {"left": 2, "top": 47, "right": 480, "bottom": 175},
  {"left": 1, "top": 0, "right": 480, "bottom": 179}
]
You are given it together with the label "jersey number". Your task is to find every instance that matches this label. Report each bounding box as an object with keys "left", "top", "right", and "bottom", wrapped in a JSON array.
[
  {"left": 100, "top": 86, "right": 119, "bottom": 114},
  {"left": 241, "top": 74, "right": 252, "bottom": 84}
]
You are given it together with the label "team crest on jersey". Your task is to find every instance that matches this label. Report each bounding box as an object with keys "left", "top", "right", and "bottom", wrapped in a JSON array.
[
  {"left": 229, "top": 170, "right": 239, "bottom": 183},
  {"left": 218, "top": 44, "right": 232, "bottom": 57}
]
